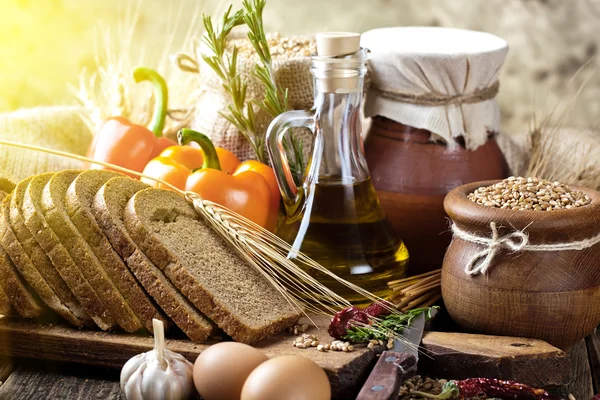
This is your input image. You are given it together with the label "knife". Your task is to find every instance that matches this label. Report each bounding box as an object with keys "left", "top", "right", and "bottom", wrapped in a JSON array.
[{"left": 356, "top": 310, "right": 434, "bottom": 400}]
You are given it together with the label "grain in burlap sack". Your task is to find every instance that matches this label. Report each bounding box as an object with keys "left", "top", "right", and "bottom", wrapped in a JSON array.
[
  {"left": 181, "top": 35, "right": 315, "bottom": 162},
  {"left": 0, "top": 107, "right": 92, "bottom": 181},
  {"left": 496, "top": 128, "right": 600, "bottom": 190}
]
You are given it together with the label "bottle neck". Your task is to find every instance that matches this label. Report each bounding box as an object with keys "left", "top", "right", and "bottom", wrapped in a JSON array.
[{"left": 312, "top": 75, "right": 369, "bottom": 185}]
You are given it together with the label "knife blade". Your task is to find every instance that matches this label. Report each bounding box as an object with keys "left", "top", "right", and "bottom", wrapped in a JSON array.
[{"left": 356, "top": 310, "right": 434, "bottom": 400}]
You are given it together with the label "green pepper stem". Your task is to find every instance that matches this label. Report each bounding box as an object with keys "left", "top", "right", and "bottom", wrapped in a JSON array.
[
  {"left": 177, "top": 129, "right": 222, "bottom": 171},
  {"left": 133, "top": 67, "right": 168, "bottom": 138}
]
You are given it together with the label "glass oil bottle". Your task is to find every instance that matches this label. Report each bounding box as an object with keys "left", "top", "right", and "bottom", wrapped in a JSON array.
[{"left": 266, "top": 32, "right": 408, "bottom": 304}]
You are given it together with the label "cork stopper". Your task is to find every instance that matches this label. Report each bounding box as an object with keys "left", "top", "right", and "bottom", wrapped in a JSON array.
[
  {"left": 316, "top": 32, "right": 361, "bottom": 57},
  {"left": 314, "top": 32, "right": 364, "bottom": 93}
]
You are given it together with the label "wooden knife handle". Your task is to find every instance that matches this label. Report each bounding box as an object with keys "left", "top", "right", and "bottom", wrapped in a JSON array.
[{"left": 356, "top": 351, "right": 417, "bottom": 400}]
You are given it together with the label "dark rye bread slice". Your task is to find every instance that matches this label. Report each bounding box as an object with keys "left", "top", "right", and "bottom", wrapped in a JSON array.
[
  {"left": 0, "top": 188, "right": 15, "bottom": 315},
  {"left": 40, "top": 170, "right": 143, "bottom": 332},
  {"left": 92, "top": 176, "right": 214, "bottom": 342},
  {"left": 64, "top": 170, "right": 167, "bottom": 332},
  {"left": 0, "top": 242, "right": 43, "bottom": 318},
  {"left": 125, "top": 188, "right": 301, "bottom": 343},
  {"left": 1, "top": 193, "right": 92, "bottom": 326},
  {"left": 0, "top": 187, "right": 40, "bottom": 317},
  {"left": 22, "top": 172, "right": 116, "bottom": 330},
  {"left": 8, "top": 177, "right": 91, "bottom": 326}
]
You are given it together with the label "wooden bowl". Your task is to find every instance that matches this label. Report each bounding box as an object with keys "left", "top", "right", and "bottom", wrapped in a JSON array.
[{"left": 442, "top": 180, "right": 600, "bottom": 350}]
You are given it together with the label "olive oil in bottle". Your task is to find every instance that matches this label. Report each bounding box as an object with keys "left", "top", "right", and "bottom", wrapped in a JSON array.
[
  {"left": 267, "top": 32, "right": 408, "bottom": 303},
  {"left": 276, "top": 177, "right": 408, "bottom": 303}
]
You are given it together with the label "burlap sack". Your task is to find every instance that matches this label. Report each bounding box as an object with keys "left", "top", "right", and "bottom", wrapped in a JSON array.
[
  {"left": 0, "top": 107, "right": 92, "bottom": 182},
  {"left": 497, "top": 128, "right": 600, "bottom": 190},
  {"left": 177, "top": 35, "right": 315, "bottom": 162}
]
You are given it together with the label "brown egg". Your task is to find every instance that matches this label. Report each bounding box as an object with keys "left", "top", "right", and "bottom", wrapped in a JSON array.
[
  {"left": 193, "top": 342, "right": 268, "bottom": 400},
  {"left": 241, "top": 355, "right": 331, "bottom": 400}
]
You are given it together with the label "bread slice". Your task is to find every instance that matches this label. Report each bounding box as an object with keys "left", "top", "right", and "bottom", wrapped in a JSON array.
[
  {"left": 0, "top": 185, "right": 42, "bottom": 318},
  {"left": 0, "top": 244, "right": 43, "bottom": 318},
  {"left": 0, "top": 188, "right": 15, "bottom": 315},
  {"left": 124, "top": 188, "right": 301, "bottom": 343},
  {"left": 93, "top": 176, "right": 214, "bottom": 342},
  {"left": 64, "top": 170, "right": 167, "bottom": 332},
  {"left": 9, "top": 177, "right": 91, "bottom": 326},
  {"left": 2, "top": 183, "right": 92, "bottom": 326},
  {"left": 39, "top": 170, "right": 146, "bottom": 332},
  {"left": 21, "top": 172, "right": 116, "bottom": 330}
]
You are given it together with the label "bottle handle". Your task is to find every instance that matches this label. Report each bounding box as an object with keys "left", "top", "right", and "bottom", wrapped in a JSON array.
[{"left": 266, "top": 110, "right": 315, "bottom": 214}]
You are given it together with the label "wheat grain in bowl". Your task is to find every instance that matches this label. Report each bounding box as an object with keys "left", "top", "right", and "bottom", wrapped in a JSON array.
[{"left": 467, "top": 176, "right": 592, "bottom": 211}]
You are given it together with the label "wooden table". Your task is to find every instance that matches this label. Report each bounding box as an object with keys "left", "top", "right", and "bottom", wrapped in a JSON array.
[{"left": 0, "top": 330, "right": 597, "bottom": 400}]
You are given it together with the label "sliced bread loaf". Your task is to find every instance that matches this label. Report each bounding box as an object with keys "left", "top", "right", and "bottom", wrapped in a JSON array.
[
  {"left": 9, "top": 176, "right": 90, "bottom": 326},
  {"left": 93, "top": 176, "right": 214, "bottom": 342},
  {"left": 1, "top": 193, "right": 91, "bottom": 326},
  {"left": 40, "top": 170, "right": 144, "bottom": 332},
  {"left": 0, "top": 188, "right": 15, "bottom": 316},
  {"left": 64, "top": 170, "right": 167, "bottom": 332},
  {"left": 124, "top": 188, "right": 301, "bottom": 343},
  {"left": 21, "top": 172, "right": 116, "bottom": 330}
]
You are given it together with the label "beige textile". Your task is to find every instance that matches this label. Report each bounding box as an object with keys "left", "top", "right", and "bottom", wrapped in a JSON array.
[
  {"left": 184, "top": 38, "right": 314, "bottom": 161},
  {"left": 361, "top": 27, "right": 508, "bottom": 150},
  {"left": 0, "top": 107, "right": 92, "bottom": 182},
  {"left": 496, "top": 131, "right": 530, "bottom": 176},
  {"left": 496, "top": 128, "right": 600, "bottom": 191}
]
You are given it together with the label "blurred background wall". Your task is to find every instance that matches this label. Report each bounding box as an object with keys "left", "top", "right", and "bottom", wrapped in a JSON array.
[{"left": 1, "top": 0, "right": 599, "bottom": 134}]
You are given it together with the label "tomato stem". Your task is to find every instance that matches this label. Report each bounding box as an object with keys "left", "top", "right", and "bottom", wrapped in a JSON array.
[
  {"left": 133, "top": 67, "right": 168, "bottom": 138},
  {"left": 177, "top": 129, "right": 222, "bottom": 171}
]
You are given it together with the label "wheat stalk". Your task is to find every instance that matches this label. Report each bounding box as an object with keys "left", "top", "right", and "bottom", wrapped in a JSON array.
[
  {"left": 72, "top": 0, "right": 219, "bottom": 137},
  {"left": 525, "top": 59, "right": 600, "bottom": 190}
]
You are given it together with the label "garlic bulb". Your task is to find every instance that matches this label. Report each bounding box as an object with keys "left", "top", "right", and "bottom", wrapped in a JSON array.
[{"left": 121, "top": 319, "right": 195, "bottom": 400}]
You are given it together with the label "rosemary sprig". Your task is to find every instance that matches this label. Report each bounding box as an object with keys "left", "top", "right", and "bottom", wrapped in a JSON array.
[
  {"left": 201, "top": 6, "right": 266, "bottom": 162},
  {"left": 343, "top": 307, "right": 438, "bottom": 343},
  {"left": 242, "top": 0, "right": 305, "bottom": 182}
]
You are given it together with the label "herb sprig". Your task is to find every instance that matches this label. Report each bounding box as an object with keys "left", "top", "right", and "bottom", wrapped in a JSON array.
[
  {"left": 242, "top": 0, "right": 305, "bottom": 182},
  {"left": 202, "top": 0, "right": 306, "bottom": 179},
  {"left": 201, "top": 6, "right": 265, "bottom": 162},
  {"left": 343, "top": 307, "right": 438, "bottom": 343}
]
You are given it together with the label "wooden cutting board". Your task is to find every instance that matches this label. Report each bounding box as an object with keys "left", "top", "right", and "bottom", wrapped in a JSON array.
[
  {"left": 0, "top": 315, "right": 374, "bottom": 399},
  {"left": 420, "top": 331, "right": 571, "bottom": 388},
  {"left": 0, "top": 315, "right": 573, "bottom": 398}
]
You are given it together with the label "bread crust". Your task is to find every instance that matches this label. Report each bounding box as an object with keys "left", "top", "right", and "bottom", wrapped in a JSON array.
[
  {"left": 1, "top": 193, "right": 91, "bottom": 326},
  {"left": 65, "top": 170, "right": 167, "bottom": 332},
  {"left": 22, "top": 172, "right": 116, "bottom": 330},
  {"left": 9, "top": 177, "right": 91, "bottom": 326}
]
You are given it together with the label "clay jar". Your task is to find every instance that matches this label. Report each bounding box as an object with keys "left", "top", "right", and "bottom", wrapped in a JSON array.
[
  {"left": 442, "top": 180, "right": 600, "bottom": 350},
  {"left": 365, "top": 119, "right": 509, "bottom": 274}
]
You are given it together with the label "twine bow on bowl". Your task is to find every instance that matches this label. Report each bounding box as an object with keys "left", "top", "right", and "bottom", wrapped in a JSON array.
[
  {"left": 452, "top": 222, "right": 528, "bottom": 275},
  {"left": 451, "top": 221, "right": 600, "bottom": 276}
]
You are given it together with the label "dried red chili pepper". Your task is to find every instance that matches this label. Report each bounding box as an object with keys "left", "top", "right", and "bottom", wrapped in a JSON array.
[
  {"left": 456, "top": 378, "right": 556, "bottom": 400},
  {"left": 364, "top": 301, "right": 392, "bottom": 318},
  {"left": 413, "top": 378, "right": 557, "bottom": 400},
  {"left": 328, "top": 306, "right": 370, "bottom": 340}
]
